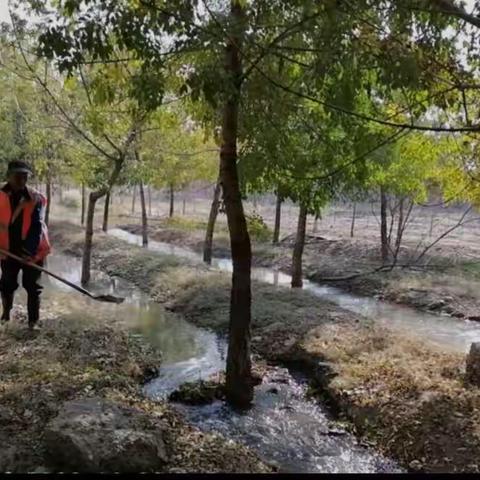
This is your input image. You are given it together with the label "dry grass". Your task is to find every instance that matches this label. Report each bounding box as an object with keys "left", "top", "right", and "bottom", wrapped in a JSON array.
[{"left": 303, "top": 322, "right": 480, "bottom": 473}]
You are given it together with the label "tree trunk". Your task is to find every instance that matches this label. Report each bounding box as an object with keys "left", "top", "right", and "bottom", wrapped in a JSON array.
[
  {"left": 395, "top": 197, "right": 404, "bottom": 249},
  {"left": 81, "top": 153, "right": 126, "bottom": 285},
  {"left": 131, "top": 184, "right": 137, "bottom": 214},
  {"left": 313, "top": 211, "right": 320, "bottom": 234},
  {"left": 222, "top": 0, "right": 253, "bottom": 408},
  {"left": 169, "top": 183, "right": 174, "bottom": 218},
  {"left": 392, "top": 199, "right": 413, "bottom": 266},
  {"left": 139, "top": 182, "right": 148, "bottom": 247},
  {"left": 182, "top": 197, "right": 186, "bottom": 215},
  {"left": 81, "top": 183, "right": 86, "bottom": 226},
  {"left": 380, "top": 186, "right": 389, "bottom": 263},
  {"left": 350, "top": 202, "right": 356, "bottom": 238},
  {"left": 203, "top": 178, "right": 221, "bottom": 264},
  {"left": 45, "top": 180, "right": 51, "bottom": 226},
  {"left": 102, "top": 190, "right": 110, "bottom": 232},
  {"left": 272, "top": 192, "right": 282, "bottom": 244},
  {"left": 291, "top": 204, "right": 307, "bottom": 288},
  {"left": 82, "top": 191, "right": 102, "bottom": 285},
  {"left": 387, "top": 198, "right": 396, "bottom": 246},
  {"left": 148, "top": 185, "right": 152, "bottom": 217},
  {"left": 253, "top": 195, "right": 257, "bottom": 209}
]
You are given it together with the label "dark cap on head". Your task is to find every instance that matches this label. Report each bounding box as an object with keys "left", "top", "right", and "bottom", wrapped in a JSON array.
[{"left": 7, "top": 161, "right": 32, "bottom": 175}]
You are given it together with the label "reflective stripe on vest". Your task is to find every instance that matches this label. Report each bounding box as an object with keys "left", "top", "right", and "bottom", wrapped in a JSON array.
[
  {"left": 0, "top": 192, "right": 11, "bottom": 252},
  {"left": 0, "top": 188, "right": 51, "bottom": 261}
]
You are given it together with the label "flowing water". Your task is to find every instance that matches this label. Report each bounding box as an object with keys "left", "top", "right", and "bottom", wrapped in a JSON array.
[
  {"left": 107, "top": 228, "right": 480, "bottom": 354},
  {"left": 25, "top": 250, "right": 400, "bottom": 473}
]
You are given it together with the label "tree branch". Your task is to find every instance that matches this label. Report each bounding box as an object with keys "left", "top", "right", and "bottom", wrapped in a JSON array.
[
  {"left": 8, "top": 7, "right": 124, "bottom": 162},
  {"left": 427, "top": 0, "right": 480, "bottom": 29},
  {"left": 415, "top": 206, "right": 475, "bottom": 262}
]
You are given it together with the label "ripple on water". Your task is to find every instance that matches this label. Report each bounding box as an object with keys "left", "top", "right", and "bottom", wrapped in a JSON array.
[{"left": 170, "top": 369, "right": 401, "bottom": 473}]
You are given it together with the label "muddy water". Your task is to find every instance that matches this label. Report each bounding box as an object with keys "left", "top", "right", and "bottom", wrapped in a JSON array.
[
  {"left": 31, "top": 251, "right": 399, "bottom": 473},
  {"left": 108, "top": 228, "right": 480, "bottom": 353}
]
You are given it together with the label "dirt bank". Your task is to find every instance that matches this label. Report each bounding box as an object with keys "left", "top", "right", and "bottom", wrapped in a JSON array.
[
  {"left": 116, "top": 220, "right": 480, "bottom": 321},
  {"left": 51, "top": 220, "right": 480, "bottom": 473}
]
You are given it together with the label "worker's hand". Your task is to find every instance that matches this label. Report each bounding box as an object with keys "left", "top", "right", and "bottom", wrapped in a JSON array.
[{"left": 20, "top": 248, "right": 33, "bottom": 263}]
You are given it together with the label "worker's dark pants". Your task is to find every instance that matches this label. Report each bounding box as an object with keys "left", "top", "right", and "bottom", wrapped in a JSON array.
[{"left": 0, "top": 258, "right": 43, "bottom": 324}]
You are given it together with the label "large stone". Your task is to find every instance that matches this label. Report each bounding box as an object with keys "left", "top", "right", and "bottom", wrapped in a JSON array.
[
  {"left": 44, "top": 398, "right": 168, "bottom": 473},
  {"left": 466, "top": 343, "right": 480, "bottom": 386}
]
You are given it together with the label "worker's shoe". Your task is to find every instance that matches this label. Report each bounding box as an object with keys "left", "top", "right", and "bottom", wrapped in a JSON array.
[
  {"left": 1, "top": 293, "right": 13, "bottom": 324},
  {"left": 27, "top": 295, "right": 40, "bottom": 330}
]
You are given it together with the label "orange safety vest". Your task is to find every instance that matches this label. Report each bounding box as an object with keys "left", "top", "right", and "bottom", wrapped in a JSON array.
[{"left": 0, "top": 187, "right": 51, "bottom": 262}]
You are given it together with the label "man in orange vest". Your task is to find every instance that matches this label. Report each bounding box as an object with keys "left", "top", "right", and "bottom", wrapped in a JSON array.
[{"left": 0, "top": 161, "right": 51, "bottom": 330}]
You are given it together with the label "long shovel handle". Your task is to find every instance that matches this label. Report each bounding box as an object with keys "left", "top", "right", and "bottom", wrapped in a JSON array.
[{"left": 0, "top": 248, "right": 97, "bottom": 299}]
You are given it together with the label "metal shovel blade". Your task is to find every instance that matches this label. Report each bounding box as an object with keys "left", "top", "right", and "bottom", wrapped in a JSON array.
[{"left": 93, "top": 294, "right": 125, "bottom": 304}]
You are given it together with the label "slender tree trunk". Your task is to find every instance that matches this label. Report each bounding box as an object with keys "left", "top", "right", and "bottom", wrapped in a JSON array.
[
  {"left": 148, "top": 185, "right": 152, "bottom": 217},
  {"left": 182, "top": 197, "right": 186, "bottom": 215},
  {"left": 169, "top": 183, "right": 174, "bottom": 217},
  {"left": 102, "top": 190, "right": 110, "bottom": 232},
  {"left": 81, "top": 152, "right": 127, "bottom": 285},
  {"left": 253, "top": 195, "right": 257, "bottom": 209},
  {"left": 203, "top": 178, "right": 221, "bottom": 264},
  {"left": 131, "top": 184, "right": 137, "bottom": 214},
  {"left": 380, "top": 186, "right": 389, "bottom": 263},
  {"left": 387, "top": 198, "right": 396, "bottom": 246},
  {"left": 350, "top": 202, "right": 356, "bottom": 238},
  {"left": 45, "top": 180, "right": 51, "bottom": 226},
  {"left": 272, "top": 192, "right": 282, "bottom": 244},
  {"left": 313, "top": 209, "right": 321, "bottom": 233},
  {"left": 291, "top": 204, "right": 307, "bottom": 288},
  {"left": 82, "top": 191, "right": 102, "bottom": 285},
  {"left": 139, "top": 182, "right": 148, "bottom": 247},
  {"left": 223, "top": 0, "right": 253, "bottom": 408},
  {"left": 81, "top": 183, "right": 86, "bottom": 226},
  {"left": 392, "top": 199, "right": 413, "bottom": 266},
  {"left": 395, "top": 197, "right": 404, "bottom": 249}
]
